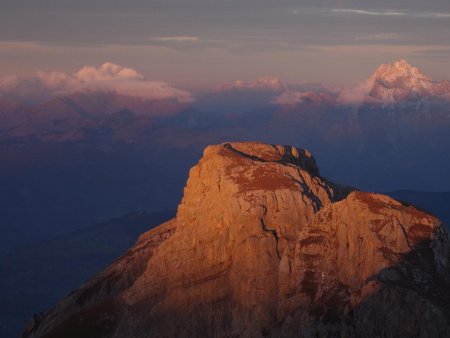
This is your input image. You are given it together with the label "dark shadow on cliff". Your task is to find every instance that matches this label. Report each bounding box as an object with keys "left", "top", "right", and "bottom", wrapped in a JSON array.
[
  {"left": 289, "top": 231, "right": 450, "bottom": 337},
  {"left": 352, "top": 234, "right": 450, "bottom": 337}
]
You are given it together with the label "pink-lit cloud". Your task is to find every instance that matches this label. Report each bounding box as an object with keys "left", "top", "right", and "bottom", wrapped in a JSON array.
[
  {"left": 152, "top": 36, "right": 200, "bottom": 43},
  {"left": 337, "top": 81, "right": 375, "bottom": 105},
  {"left": 0, "top": 62, "right": 194, "bottom": 103},
  {"left": 272, "top": 90, "right": 309, "bottom": 106}
]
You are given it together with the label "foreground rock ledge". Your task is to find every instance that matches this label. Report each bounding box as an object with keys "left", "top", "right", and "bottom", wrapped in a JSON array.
[{"left": 23, "top": 142, "right": 450, "bottom": 338}]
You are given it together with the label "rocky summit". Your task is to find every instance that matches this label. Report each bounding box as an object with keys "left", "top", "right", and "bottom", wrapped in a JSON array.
[{"left": 23, "top": 142, "right": 450, "bottom": 337}]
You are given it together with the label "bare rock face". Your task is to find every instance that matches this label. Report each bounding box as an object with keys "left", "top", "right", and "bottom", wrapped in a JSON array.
[{"left": 23, "top": 142, "right": 450, "bottom": 338}]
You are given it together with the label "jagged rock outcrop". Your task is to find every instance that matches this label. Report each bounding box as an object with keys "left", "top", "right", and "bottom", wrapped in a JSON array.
[{"left": 23, "top": 142, "right": 450, "bottom": 338}]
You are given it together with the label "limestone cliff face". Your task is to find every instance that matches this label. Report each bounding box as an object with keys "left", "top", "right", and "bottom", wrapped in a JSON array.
[{"left": 23, "top": 142, "right": 450, "bottom": 338}]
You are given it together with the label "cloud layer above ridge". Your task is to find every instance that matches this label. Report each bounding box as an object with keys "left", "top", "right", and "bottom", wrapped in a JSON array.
[{"left": 0, "top": 62, "right": 194, "bottom": 103}]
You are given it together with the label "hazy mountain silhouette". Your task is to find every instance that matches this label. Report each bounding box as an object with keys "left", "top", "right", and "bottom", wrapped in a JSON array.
[{"left": 0, "top": 210, "right": 174, "bottom": 338}]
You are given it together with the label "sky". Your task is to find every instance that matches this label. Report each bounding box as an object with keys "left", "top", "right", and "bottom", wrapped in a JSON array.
[{"left": 1, "top": 0, "right": 450, "bottom": 91}]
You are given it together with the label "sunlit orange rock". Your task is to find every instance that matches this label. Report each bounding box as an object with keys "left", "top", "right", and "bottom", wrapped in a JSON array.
[{"left": 23, "top": 142, "right": 450, "bottom": 337}]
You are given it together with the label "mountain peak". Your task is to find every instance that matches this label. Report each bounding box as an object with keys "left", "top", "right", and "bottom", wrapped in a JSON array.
[
  {"left": 23, "top": 141, "right": 450, "bottom": 338},
  {"left": 204, "top": 142, "right": 320, "bottom": 176},
  {"left": 338, "top": 59, "right": 450, "bottom": 104},
  {"left": 357, "top": 59, "right": 450, "bottom": 103},
  {"left": 370, "top": 59, "right": 431, "bottom": 84}
]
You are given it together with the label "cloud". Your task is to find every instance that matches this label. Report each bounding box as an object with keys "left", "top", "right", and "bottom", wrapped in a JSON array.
[
  {"left": 272, "top": 90, "right": 308, "bottom": 106},
  {"left": 0, "top": 62, "right": 194, "bottom": 103},
  {"left": 332, "top": 9, "right": 406, "bottom": 16},
  {"left": 337, "top": 83, "right": 372, "bottom": 105},
  {"left": 216, "top": 76, "right": 284, "bottom": 92},
  {"left": 272, "top": 89, "right": 336, "bottom": 106},
  {"left": 152, "top": 36, "right": 200, "bottom": 43},
  {"left": 413, "top": 48, "right": 450, "bottom": 58},
  {"left": 353, "top": 33, "right": 401, "bottom": 42},
  {"left": 331, "top": 8, "right": 450, "bottom": 19}
]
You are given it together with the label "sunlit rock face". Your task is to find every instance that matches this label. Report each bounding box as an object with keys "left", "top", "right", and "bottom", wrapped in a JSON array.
[{"left": 23, "top": 142, "right": 450, "bottom": 338}]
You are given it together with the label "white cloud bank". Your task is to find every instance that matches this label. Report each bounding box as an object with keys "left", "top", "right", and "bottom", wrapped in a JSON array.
[{"left": 0, "top": 62, "right": 194, "bottom": 103}]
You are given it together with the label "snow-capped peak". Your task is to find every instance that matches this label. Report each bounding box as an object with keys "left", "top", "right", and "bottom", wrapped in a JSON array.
[
  {"left": 339, "top": 59, "right": 450, "bottom": 105},
  {"left": 369, "top": 59, "right": 432, "bottom": 92}
]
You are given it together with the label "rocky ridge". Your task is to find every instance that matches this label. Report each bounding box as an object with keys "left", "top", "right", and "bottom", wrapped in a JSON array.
[{"left": 23, "top": 142, "right": 450, "bottom": 337}]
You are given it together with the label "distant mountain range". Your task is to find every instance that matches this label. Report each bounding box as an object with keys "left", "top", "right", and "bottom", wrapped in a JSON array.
[
  {"left": 1, "top": 59, "right": 449, "bottom": 251},
  {"left": 2, "top": 59, "right": 450, "bottom": 140}
]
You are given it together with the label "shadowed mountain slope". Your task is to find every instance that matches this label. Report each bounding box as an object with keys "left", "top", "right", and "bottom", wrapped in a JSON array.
[{"left": 0, "top": 211, "right": 174, "bottom": 338}]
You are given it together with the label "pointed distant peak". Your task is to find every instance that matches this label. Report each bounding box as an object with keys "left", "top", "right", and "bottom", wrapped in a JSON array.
[
  {"left": 348, "top": 59, "right": 450, "bottom": 104},
  {"left": 390, "top": 59, "right": 422, "bottom": 74},
  {"left": 393, "top": 59, "right": 412, "bottom": 68},
  {"left": 370, "top": 59, "right": 431, "bottom": 83}
]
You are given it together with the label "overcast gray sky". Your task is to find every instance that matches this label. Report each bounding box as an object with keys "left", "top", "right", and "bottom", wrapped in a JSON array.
[{"left": 1, "top": 0, "right": 450, "bottom": 89}]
